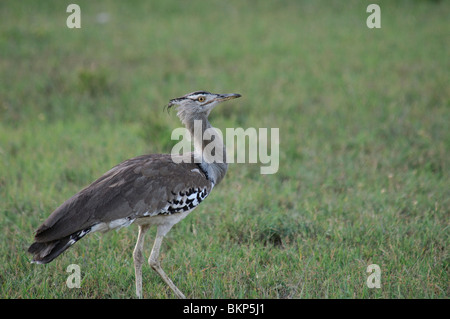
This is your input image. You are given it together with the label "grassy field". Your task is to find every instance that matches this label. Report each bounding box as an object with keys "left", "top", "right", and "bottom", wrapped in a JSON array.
[{"left": 0, "top": 0, "right": 448, "bottom": 298}]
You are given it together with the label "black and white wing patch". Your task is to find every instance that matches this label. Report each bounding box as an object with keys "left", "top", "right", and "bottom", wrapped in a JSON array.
[{"left": 143, "top": 187, "right": 209, "bottom": 217}]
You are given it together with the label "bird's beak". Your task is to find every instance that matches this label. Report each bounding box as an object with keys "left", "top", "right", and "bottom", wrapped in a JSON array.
[{"left": 216, "top": 93, "right": 242, "bottom": 102}]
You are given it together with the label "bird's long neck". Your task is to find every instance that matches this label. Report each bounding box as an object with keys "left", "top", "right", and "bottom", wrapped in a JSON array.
[{"left": 185, "top": 113, "right": 228, "bottom": 185}]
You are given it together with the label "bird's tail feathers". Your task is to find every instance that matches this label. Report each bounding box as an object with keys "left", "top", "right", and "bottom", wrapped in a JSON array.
[{"left": 28, "top": 227, "right": 92, "bottom": 264}]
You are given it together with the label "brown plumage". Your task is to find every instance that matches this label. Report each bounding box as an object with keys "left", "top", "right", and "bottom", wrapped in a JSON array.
[
  {"left": 28, "top": 91, "right": 241, "bottom": 298},
  {"left": 29, "top": 154, "right": 211, "bottom": 263}
]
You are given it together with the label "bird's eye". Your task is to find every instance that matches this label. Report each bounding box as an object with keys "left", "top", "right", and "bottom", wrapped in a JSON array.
[{"left": 198, "top": 96, "right": 205, "bottom": 102}]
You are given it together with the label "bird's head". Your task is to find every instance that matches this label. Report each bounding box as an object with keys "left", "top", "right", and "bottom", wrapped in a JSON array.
[{"left": 167, "top": 91, "right": 241, "bottom": 122}]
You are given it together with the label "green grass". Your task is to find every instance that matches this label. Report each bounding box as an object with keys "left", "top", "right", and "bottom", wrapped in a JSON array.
[{"left": 0, "top": 0, "right": 448, "bottom": 298}]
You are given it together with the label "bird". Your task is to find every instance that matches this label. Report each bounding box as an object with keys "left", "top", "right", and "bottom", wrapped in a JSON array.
[{"left": 28, "top": 91, "right": 242, "bottom": 298}]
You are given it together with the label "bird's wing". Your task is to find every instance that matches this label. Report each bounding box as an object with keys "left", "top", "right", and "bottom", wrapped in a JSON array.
[{"left": 33, "top": 154, "right": 212, "bottom": 242}]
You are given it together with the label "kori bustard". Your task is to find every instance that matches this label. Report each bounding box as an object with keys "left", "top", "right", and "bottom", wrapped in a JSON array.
[{"left": 28, "top": 91, "right": 241, "bottom": 298}]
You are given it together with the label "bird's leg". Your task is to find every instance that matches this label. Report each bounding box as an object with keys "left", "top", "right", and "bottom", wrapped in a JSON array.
[
  {"left": 148, "top": 229, "right": 186, "bottom": 299},
  {"left": 133, "top": 224, "right": 150, "bottom": 298}
]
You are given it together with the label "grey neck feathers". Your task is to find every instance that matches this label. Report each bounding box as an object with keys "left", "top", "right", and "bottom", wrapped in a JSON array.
[{"left": 180, "top": 111, "right": 228, "bottom": 186}]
